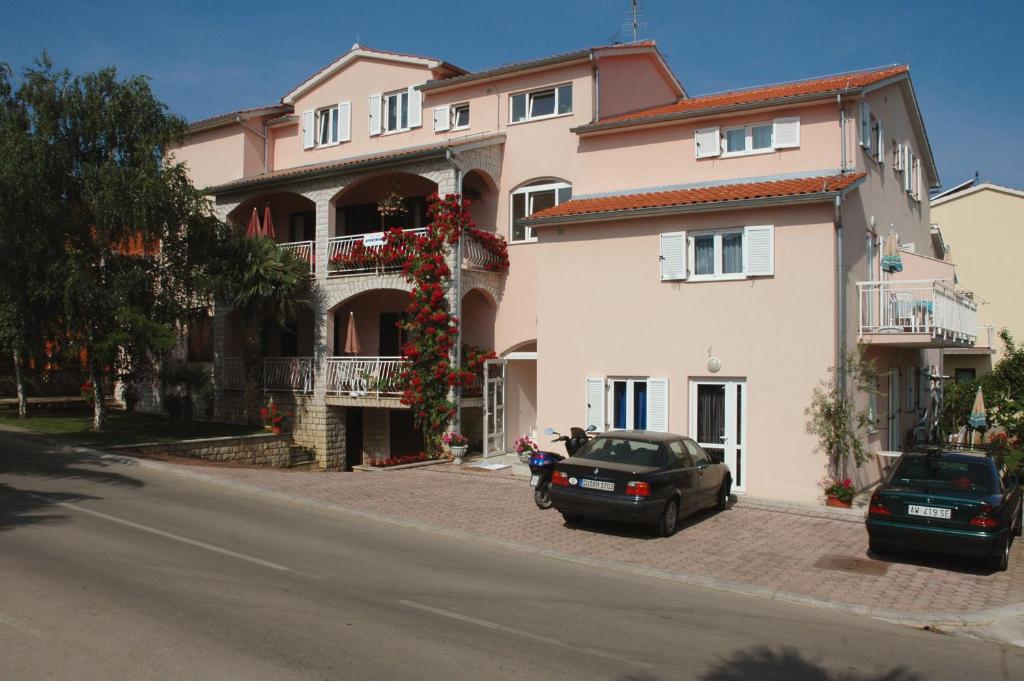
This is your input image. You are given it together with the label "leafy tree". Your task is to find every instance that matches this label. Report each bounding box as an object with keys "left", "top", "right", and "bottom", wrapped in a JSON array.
[
  {"left": 12, "top": 55, "right": 220, "bottom": 430},
  {"left": 944, "top": 330, "right": 1024, "bottom": 443},
  {"left": 213, "top": 232, "right": 309, "bottom": 426},
  {"left": 0, "top": 62, "right": 64, "bottom": 417},
  {"left": 805, "top": 344, "right": 877, "bottom": 477}
]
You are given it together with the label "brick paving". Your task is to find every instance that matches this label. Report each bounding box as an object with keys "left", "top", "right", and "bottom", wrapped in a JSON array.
[{"left": 160, "top": 460, "right": 1022, "bottom": 617}]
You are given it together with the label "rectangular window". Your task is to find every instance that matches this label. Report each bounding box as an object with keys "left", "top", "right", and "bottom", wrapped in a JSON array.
[
  {"left": 688, "top": 229, "right": 745, "bottom": 279},
  {"left": 723, "top": 121, "right": 777, "bottom": 155},
  {"left": 317, "top": 106, "right": 339, "bottom": 146},
  {"left": 510, "top": 181, "right": 571, "bottom": 242},
  {"left": 510, "top": 83, "right": 573, "bottom": 123},
  {"left": 452, "top": 103, "right": 470, "bottom": 129},
  {"left": 384, "top": 90, "right": 410, "bottom": 133},
  {"left": 955, "top": 368, "right": 976, "bottom": 384},
  {"left": 610, "top": 378, "right": 648, "bottom": 431}
]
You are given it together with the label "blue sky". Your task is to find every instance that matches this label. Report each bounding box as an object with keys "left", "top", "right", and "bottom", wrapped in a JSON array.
[{"left": 2, "top": 0, "right": 1021, "bottom": 189}]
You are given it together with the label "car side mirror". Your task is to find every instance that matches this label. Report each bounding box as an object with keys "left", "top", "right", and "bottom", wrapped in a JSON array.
[{"left": 696, "top": 459, "right": 710, "bottom": 469}]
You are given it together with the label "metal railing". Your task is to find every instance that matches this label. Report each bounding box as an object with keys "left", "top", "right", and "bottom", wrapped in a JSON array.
[
  {"left": 278, "top": 240, "right": 315, "bottom": 274},
  {"left": 219, "top": 357, "right": 313, "bottom": 393},
  {"left": 326, "top": 356, "right": 407, "bottom": 398},
  {"left": 463, "top": 232, "right": 504, "bottom": 271},
  {"left": 326, "top": 228, "right": 426, "bottom": 276},
  {"left": 856, "top": 279, "right": 977, "bottom": 344}
]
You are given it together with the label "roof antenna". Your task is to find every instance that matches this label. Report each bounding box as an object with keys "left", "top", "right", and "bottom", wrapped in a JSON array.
[
  {"left": 973, "top": 170, "right": 979, "bottom": 186},
  {"left": 620, "top": 1, "right": 643, "bottom": 43}
]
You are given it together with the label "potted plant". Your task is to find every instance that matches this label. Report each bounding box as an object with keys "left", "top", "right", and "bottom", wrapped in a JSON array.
[
  {"left": 820, "top": 477, "right": 855, "bottom": 508},
  {"left": 443, "top": 432, "right": 469, "bottom": 464},
  {"left": 260, "top": 401, "right": 291, "bottom": 435},
  {"left": 514, "top": 435, "right": 538, "bottom": 464}
]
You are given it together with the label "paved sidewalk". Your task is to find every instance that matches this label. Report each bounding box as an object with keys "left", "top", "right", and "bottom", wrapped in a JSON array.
[{"left": 110, "top": 455, "right": 1024, "bottom": 629}]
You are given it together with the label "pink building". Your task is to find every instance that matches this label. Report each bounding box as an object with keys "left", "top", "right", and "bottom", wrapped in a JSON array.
[{"left": 172, "top": 42, "right": 978, "bottom": 502}]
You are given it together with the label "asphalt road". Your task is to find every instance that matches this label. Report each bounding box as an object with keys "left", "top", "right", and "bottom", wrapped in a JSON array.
[{"left": 1, "top": 432, "right": 1021, "bottom": 681}]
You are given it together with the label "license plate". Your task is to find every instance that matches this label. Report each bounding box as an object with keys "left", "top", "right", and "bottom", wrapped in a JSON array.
[
  {"left": 529, "top": 475, "right": 539, "bottom": 487},
  {"left": 580, "top": 479, "right": 615, "bottom": 492},
  {"left": 908, "top": 504, "right": 951, "bottom": 519}
]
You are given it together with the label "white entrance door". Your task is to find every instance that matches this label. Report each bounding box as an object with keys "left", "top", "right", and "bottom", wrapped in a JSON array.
[
  {"left": 690, "top": 380, "right": 747, "bottom": 493},
  {"left": 483, "top": 358, "right": 506, "bottom": 457}
]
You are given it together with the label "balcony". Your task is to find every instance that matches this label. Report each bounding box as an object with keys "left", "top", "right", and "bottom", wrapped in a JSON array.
[
  {"left": 326, "top": 228, "right": 506, "bottom": 277},
  {"left": 219, "top": 357, "right": 314, "bottom": 394},
  {"left": 856, "top": 279, "right": 977, "bottom": 348},
  {"left": 279, "top": 240, "right": 315, "bottom": 274}
]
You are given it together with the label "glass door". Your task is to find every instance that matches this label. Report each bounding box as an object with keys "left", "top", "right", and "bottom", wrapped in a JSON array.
[
  {"left": 483, "top": 359, "right": 506, "bottom": 457},
  {"left": 690, "top": 380, "right": 747, "bottom": 493}
]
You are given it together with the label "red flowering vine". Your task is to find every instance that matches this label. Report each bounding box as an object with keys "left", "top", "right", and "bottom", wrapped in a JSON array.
[{"left": 466, "top": 227, "right": 510, "bottom": 272}]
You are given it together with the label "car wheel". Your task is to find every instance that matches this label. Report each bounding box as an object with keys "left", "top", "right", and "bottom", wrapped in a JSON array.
[
  {"left": 989, "top": 537, "right": 1010, "bottom": 572},
  {"left": 560, "top": 512, "right": 584, "bottom": 524},
  {"left": 533, "top": 482, "right": 553, "bottom": 510},
  {"left": 868, "top": 537, "right": 890, "bottom": 556},
  {"left": 657, "top": 498, "right": 679, "bottom": 538},
  {"left": 716, "top": 479, "right": 731, "bottom": 511}
]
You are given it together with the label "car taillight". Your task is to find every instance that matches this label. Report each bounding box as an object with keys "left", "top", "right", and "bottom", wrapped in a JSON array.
[
  {"left": 625, "top": 481, "right": 650, "bottom": 497},
  {"left": 868, "top": 492, "right": 891, "bottom": 516},
  {"left": 552, "top": 471, "right": 570, "bottom": 487},
  {"left": 970, "top": 502, "right": 999, "bottom": 529}
]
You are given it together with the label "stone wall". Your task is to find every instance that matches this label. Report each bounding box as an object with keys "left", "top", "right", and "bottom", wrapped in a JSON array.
[
  {"left": 123, "top": 433, "right": 291, "bottom": 467},
  {"left": 363, "top": 408, "right": 389, "bottom": 464}
]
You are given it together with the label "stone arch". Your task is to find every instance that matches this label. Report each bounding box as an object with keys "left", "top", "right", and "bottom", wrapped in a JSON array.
[
  {"left": 326, "top": 287, "right": 412, "bottom": 357},
  {"left": 462, "top": 168, "right": 499, "bottom": 233},
  {"left": 223, "top": 191, "right": 316, "bottom": 242},
  {"left": 502, "top": 339, "right": 537, "bottom": 356},
  {"left": 461, "top": 288, "right": 496, "bottom": 351}
]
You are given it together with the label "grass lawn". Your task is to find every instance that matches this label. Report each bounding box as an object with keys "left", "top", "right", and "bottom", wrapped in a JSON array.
[{"left": 0, "top": 406, "right": 262, "bottom": 447}]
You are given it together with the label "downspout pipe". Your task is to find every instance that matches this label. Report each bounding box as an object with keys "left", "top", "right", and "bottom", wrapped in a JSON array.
[
  {"left": 836, "top": 94, "right": 846, "bottom": 173},
  {"left": 590, "top": 51, "right": 600, "bottom": 121},
  {"left": 834, "top": 194, "right": 846, "bottom": 397},
  {"left": 447, "top": 149, "right": 465, "bottom": 433},
  {"left": 235, "top": 115, "right": 268, "bottom": 175}
]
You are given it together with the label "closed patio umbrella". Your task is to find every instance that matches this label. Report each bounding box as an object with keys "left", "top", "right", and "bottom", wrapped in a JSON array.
[
  {"left": 969, "top": 386, "right": 987, "bottom": 428},
  {"left": 344, "top": 312, "right": 362, "bottom": 355},
  {"left": 881, "top": 227, "right": 903, "bottom": 273},
  {"left": 262, "top": 204, "right": 276, "bottom": 239},
  {"left": 245, "top": 207, "right": 262, "bottom": 238}
]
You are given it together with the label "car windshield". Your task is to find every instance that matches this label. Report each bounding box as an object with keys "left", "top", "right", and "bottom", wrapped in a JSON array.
[
  {"left": 890, "top": 457, "right": 993, "bottom": 494},
  {"left": 574, "top": 438, "right": 667, "bottom": 468}
]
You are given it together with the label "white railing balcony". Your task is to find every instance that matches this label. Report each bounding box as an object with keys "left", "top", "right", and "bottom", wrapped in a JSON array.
[
  {"left": 326, "top": 356, "right": 408, "bottom": 398},
  {"left": 327, "top": 228, "right": 427, "bottom": 276},
  {"left": 857, "top": 279, "right": 977, "bottom": 345},
  {"left": 278, "top": 240, "right": 315, "bottom": 275},
  {"left": 263, "top": 357, "right": 314, "bottom": 393},
  {"left": 221, "top": 358, "right": 245, "bottom": 391},
  {"left": 463, "top": 232, "right": 505, "bottom": 271}
]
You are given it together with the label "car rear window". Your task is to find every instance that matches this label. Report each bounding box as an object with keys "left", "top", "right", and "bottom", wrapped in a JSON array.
[
  {"left": 575, "top": 438, "right": 667, "bottom": 468},
  {"left": 891, "top": 457, "right": 994, "bottom": 494}
]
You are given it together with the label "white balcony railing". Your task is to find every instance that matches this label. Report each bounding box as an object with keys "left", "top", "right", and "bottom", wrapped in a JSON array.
[
  {"left": 219, "top": 357, "right": 313, "bottom": 393},
  {"left": 326, "top": 356, "right": 407, "bottom": 398},
  {"left": 857, "top": 279, "right": 977, "bottom": 344},
  {"left": 263, "top": 357, "right": 314, "bottom": 393},
  {"left": 463, "top": 232, "right": 505, "bottom": 271},
  {"left": 326, "top": 228, "right": 427, "bottom": 276},
  {"left": 278, "top": 240, "right": 315, "bottom": 274}
]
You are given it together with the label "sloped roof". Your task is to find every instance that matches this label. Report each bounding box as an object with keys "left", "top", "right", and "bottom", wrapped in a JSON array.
[
  {"left": 525, "top": 173, "right": 866, "bottom": 224},
  {"left": 574, "top": 65, "right": 909, "bottom": 133},
  {"left": 930, "top": 181, "right": 1024, "bottom": 207},
  {"left": 187, "top": 104, "right": 292, "bottom": 133}
]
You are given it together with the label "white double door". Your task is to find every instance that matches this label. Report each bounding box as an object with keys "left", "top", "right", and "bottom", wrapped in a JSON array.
[{"left": 689, "top": 379, "right": 747, "bottom": 493}]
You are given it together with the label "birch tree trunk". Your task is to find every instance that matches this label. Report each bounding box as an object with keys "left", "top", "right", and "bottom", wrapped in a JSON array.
[
  {"left": 12, "top": 349, "right": 27, "bottom": 419},
  {"left": 91, "top": 359, "right": 107, "bottom": 431}
]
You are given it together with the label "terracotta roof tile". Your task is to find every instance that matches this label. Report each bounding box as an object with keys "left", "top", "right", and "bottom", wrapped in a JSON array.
[
  {"left": 528, "top": 173, "right": 866, "bottom": 221},
  {"left": 592, "top": 65, "right": 908, "bottom": 127}
]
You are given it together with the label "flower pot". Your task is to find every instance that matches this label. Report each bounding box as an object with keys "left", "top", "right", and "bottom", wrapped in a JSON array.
[
  {"left": 825, "top": 495, "right": 852, "bottom": 509},
  {"left": 450, "top": 445, "right": 467, "bottom": 464}
]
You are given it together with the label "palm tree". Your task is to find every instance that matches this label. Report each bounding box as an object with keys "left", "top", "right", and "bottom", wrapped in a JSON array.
[{"left": 217, "top": 233, "right": 309, "bottom": 426}]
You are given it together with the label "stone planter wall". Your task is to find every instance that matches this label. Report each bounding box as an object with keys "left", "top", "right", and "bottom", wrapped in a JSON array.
[{"left": 121, "top": 433, "right": 292, "bottom": 467}]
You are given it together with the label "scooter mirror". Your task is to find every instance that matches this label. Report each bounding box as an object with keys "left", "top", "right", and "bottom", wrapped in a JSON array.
[
  {"left": 586, "top": 425, "right": 597, "bottom": 432},
  {"left": 542, "top": 427, "right": 556, "bottom": 435}
]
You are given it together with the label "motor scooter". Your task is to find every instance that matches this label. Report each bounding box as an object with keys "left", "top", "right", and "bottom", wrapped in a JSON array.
[{"left": 528, "top": 425, "right": 595, "bottom": 509}]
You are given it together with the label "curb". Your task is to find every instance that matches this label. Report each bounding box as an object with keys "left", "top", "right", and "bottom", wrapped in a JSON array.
[{"left": 74, "top": 446, "right": 1024, "bottom": 631}]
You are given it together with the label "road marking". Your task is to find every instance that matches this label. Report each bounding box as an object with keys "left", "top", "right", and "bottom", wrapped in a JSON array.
[
  {"left": 26, "top": 492, "right": 298, "bottom": 575},
  {"left": 398, "top": 600, "right": 653, "bottom": 668}
]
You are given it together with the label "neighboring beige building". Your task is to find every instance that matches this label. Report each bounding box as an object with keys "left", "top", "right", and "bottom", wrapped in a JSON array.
[{"left": 931, "top": 181, "right": 1024, "bottom": 380}]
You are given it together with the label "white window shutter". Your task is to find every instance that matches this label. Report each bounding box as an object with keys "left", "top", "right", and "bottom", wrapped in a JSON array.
[
  {"left": 859, "top": 101, "right": 871, "bottom": 148},
  {"left": 660, "top": 231, "right": 687, "bottom": 281},
  {"left": 586, "top": 378, "right": 605, "bottom": 432},
  {"left": 876, "top": 120, "right": 884, "bottom": 164},
  {"left": 694, "top": 126, "right": 720, "bottom": 158},
  {"left": 407, "top": 86, "right": 423, "bottom": 128},
  {"left": 905, "top": 149, "right": 914, "bottom": 193},
  {"left": 646, "top": 378, "right": 669, "bottom": 433},
  {"left": 743, "top": 225, "right": 774, "bottom": 277},
  {"left": 368, "top": 93, "right": 382, "bottom": 136},
  {"left": 433, "top": 105, "right": 450, "bottom": 132},
  {"left": 772, "top": 116, "right": 800, "bottom": 149},
  {"left": 337, "top": 101, "right": 351, "bottom": 142},
  {"left": 302, "top": 110, "right": 314, "bottom": 149}
]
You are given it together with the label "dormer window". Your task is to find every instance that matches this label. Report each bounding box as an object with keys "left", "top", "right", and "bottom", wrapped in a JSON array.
[{"left": 510, "top": 83, "right": 572, "bottom": 123}]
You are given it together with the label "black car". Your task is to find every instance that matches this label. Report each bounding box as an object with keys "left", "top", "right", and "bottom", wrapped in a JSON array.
[
  {"left": 549, "top": 430, "right": 732, "bottom": 537},
  {"left": 866, "top": 448, "right": 1023, "bottom": 571}
]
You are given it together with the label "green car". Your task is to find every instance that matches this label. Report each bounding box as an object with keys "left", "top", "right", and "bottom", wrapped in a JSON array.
[{"left": 866, "top": 449, "right": 1023, "bottom": 571}]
